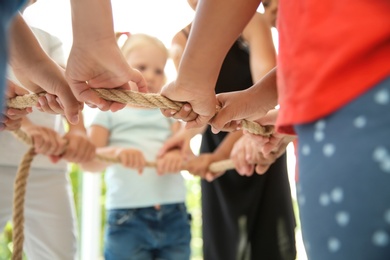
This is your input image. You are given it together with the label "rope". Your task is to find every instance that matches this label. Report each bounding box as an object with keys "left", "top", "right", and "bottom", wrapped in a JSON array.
[
  {"left": 11, "top": 147, "right": 35, "bottom": 260},
  {"left": 7, "top": 88, "right": 271, "bottom": 260},
  {"left": 7, "top": 89, "right": 274, "bottom": 136}
]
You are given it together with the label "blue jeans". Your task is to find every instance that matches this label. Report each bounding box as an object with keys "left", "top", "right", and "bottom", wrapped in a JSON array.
[
  {"left": 0, "top": 0, "right": 26, "bottom": 113},
  {"left": 295, "top": 77, "right": 390, "bottom": 259},
  {"left": 104, "top": 203, "right": 191, "bottom": 260}
]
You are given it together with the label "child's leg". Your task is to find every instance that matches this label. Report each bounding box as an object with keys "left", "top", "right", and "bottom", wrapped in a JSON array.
[
  {"left": 295, "top": 77, "right": 390, "bottom": 260},
  {"left": 156, "top": 203, "right": 191, "bottom": 260},
  {"left": 104, "top": 208, "right": 154, "bottom": 260}
]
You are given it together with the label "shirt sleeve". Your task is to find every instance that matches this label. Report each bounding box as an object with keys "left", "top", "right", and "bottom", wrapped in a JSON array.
[{"left": 91, "top": 110, "right": 112, "bottom": 130}]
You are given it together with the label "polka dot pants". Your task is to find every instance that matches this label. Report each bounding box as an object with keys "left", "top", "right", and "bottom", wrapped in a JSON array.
[{"left": 295, "top": 76, "right": 390, "bottom": 260}]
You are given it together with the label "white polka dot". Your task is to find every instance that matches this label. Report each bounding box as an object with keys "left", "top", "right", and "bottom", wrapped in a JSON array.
[
  {"left": 384, "top": 209, "right": 390, "bottom": 224},
  {"left": 328, "top": 237, "right": 341, "bottom": 252},
  {"left": 319, "top": 193, "right": 331, "bottom": 206},
  {"left": 372, "top": 230, "right": 389, "bottom": 247},
  {"left": 298, "top": 194, "right": 306, "bottom": 206},
  {"left": 314, "top": 131, "right": 325, "bottom": 142},
  {"left": 331, "top": 187, "right": 344, "bottom": 203},
  {"left": 315, "top": 120, "right": 326, "bottom": 130},
  {"left": 373, "top": 147, "right": 388, "bottom": 162},
  {"left": 380, "top": 159, "right": 390, "bottom": 173},
  {"left": 335, "top": 211, "right": 350, "bottom": 226},
  {"left": 302, "top": 145, "right": 311, "bottom": 156},
  {"left": 353, "top": 116, "right": 367, "bottom": 128},
  {"left": 323, "top": 143, "right": 336, "bottom": 157},
  {"left": 374, "top": 89, "right": 390, "bottom": 105}
]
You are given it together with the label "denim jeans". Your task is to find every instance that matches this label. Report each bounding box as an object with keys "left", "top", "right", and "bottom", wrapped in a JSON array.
[{"left": 104, "top": 203, "right": 191, "bottom": 260}]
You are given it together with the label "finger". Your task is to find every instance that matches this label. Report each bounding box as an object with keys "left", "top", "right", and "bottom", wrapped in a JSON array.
[
  {"left": 255, "top": 163, "right": 271, "bottom": 175},
  {"left": 210, "top": 120, "right": 241, "bottom": 134},
  {"left": 119, "top": 153, "right": 128, "bottom": 167},
  {"left": 62, "top": 140, "right": 80, "bottom": 162},
  {"left": 50, "top": 133, "right": 66, "bottom": 156},
  {"left": 42, "top": 130, "right": 60, "bottom": 155},
  {"left": 2, "top": 117, "right": 23, "bottom": 131},
  {"left": 257, "top": 109, "right": 278, "bottom": 126},
  {"left": 172, "top": 103, "right": 196, "bottom": 121},
  {"left": 108, "top": 102, "right": 127, "bottom": 112},
  {"left": 45, "top": 94, "right": 65, "bottom": 114},
  {"left": 57, "top": 92, "right": 81, "bottom": 125},
  {"left": 6, "top": 108, "right": 31, "bottom": 120},
  {"left": 156, "top": 160, "right": 163, "bottom": 175},
  {"left": 160, "top": 108, "right": 177, "bottom": 118},
  {"left": 37, "top": 96, "right": 56, "bottom": 114},
  {"left": 185, "top": 115, "right": 212, "bottom": 129},
  {"left": 130, "top": 69, "right": 148, "bottom": 93}
]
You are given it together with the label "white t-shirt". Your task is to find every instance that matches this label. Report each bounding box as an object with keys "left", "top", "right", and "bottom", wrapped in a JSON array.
[
  {"left": 0, "top": 27, "right": 67, "bottom": 170},
  {"left": 92, "top": 107, "right": 186, "bottom": 209}
]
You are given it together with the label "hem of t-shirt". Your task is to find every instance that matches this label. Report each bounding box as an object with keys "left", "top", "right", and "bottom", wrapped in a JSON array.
[
  {"left": 106, "top": 198, "right": 186, "bottom": 210},
  {"left": 277, "top": 73, "right": 390, "bottom": 135}
]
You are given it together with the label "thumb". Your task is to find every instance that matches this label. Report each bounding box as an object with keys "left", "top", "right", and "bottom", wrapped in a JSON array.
[
  {"left": 257, "top": 109, "right": 278, "bottom": 126},
  {"left": 57, "top": 89, "right": 81, "bottom": 125}
]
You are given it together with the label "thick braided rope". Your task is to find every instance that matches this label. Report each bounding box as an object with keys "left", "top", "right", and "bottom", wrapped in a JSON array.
[
  {"left": 7, "top": 89, "right": 274, "bottom": 136},
  {"left": 11, "top": 147, "right": 35, "bottom": 260}
]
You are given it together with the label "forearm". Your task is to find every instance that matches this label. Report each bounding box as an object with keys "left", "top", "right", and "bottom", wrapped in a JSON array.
[
  {"left": 177, "top": 0, "right": 261, "bottom": 90},
  {"left": 249, "top": 67, "right": 278, "bottom": 111},
  {"left": 70, "top": 0, "right": 115, "bottom": 45},
  {"left": 9, "top": 13, "right": 49, "bottom": 70},
  {"left": 246, "top": 13, "right": 276, "bottom": 82}
]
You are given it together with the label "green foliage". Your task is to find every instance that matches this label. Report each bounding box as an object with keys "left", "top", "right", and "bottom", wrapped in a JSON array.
[{"left": 184, "top": 174, "right": 203, "bottom": 259}]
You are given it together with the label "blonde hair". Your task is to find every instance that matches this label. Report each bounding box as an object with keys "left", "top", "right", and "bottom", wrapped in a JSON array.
[{"left": 117, "top": 33, "right": 169, "bottom": 62}]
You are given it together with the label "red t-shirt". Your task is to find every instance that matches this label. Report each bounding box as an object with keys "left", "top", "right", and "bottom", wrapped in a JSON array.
[{"left": 276, "top": 0, "right": 390, "bottom": 134}]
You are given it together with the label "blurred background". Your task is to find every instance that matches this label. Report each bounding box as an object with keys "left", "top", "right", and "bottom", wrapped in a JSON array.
[{"left": 0, "top": 1, "right": 303, "bottom": 259}]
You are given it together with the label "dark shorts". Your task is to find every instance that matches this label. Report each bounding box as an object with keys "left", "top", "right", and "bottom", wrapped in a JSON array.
[{"left": 295, "top": 76, "right": 390, "bottom": 259}]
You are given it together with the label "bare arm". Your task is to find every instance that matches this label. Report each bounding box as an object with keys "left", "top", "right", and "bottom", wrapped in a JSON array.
[
  {"left": 79, "top": 124, "right": 110, "bottom": 172},
  {"left": 161, "top": 0, "right": 262, "bottom": 128},
  {"left": 9, "top": 13, "right": 81, "bottom": 124},
  {"left": 242, "top": 12, "right": 276, "bottom": 82},
  {"left": 66, "top": 0, "right": 147, "bottom": 112}
]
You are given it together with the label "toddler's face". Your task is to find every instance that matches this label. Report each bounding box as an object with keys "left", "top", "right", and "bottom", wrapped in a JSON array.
[{"left": 126, "top": 45, "right": 167, "bottom": 94}]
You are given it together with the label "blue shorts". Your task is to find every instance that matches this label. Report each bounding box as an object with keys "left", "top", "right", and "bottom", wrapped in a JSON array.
[
  {"left": 295, "top": 76, "right": 390, "bottom": 259},
  {"left": 104, "top": 203, "right": 191, "bottom": 260}
]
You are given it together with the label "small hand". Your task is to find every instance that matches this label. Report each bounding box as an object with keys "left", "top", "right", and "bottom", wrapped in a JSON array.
[
  {"left": 116, "top": 148, "right": 146, "bottom": 174},
  {"left": 22, "top": 125, "right": 66, "bottom": 157},
  {"left": 156, "top": 149, "right": 183, "bottom": 175},
  {"left": 59, "top": 130, "right": 96, "bottom": 163},
  {"left": 186, "top": 153, "right": 225, "bottom": 182}
]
